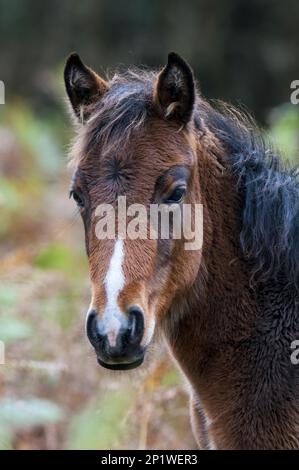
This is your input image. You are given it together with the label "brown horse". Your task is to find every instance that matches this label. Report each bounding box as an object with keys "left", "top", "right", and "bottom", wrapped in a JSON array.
[{"left": 64, "top": 52, "right": 299, "bottom": 449}]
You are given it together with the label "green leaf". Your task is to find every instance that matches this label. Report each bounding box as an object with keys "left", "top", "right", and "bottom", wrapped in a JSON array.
[
  {"left": 0, "top": 178, "right": 21, "bottom": 211},
  {"left": 162, "top": 368, "right": 181, "bottom": 387},
  {"left": 34, "top": 243, "right": 77, "bottom": 274},
  {"left": 67, "top": 388, "right": 134, "bottom": 450},
  {"left": 0, "top": 398, "right": 64, "bottom": 430},
  {"left": 0, "top": 427, "right": 13, "bottom": 450},
  {"left": 0, "top": 285, "right": 18, "bottom": 311},
  {"left": 0, "top": 317, "right": 33, "bottom": 343},
  {"left": 268, "top": 104, "right": 299, "bottom": 165}
]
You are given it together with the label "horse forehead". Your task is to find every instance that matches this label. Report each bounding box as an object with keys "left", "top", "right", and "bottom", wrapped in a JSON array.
[
  {"left": 77, "top": 120, "right": 195, "bottom": 202},
  {"left": 86, "top": 142, "right": 192, "bottom": 185},
  {"left": 83, "top": 115, "right": 191, "bottom": 160}
]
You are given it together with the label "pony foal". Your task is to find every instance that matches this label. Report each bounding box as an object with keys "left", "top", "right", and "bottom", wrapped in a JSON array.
[{"left": 64, "top": 51, "right": 299, "bottom": 449}]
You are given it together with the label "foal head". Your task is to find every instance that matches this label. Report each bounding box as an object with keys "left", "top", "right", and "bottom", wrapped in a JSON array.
[{"left": 64, "top": 52, "right": 204, "bottom": 370}]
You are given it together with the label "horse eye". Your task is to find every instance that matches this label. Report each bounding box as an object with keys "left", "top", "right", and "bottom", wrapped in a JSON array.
[
  {"left": 70, "top": 190, "right": 85, "bottom": 208},
  {"left": 165, "top": 186, "right": 186, "bottom": 204}
]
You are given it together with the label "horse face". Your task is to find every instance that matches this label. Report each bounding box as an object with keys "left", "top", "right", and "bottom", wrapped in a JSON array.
[{"left": 65, "top": 53, "right": 202, "bottom": 370}]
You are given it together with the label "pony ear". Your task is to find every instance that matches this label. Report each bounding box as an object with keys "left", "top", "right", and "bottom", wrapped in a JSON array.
[
  {"left": 154, "top": 52, "right": 195, "bottom": 125},
  {"left": 64, "top": 53, "right": 109, "bottom": 122}
]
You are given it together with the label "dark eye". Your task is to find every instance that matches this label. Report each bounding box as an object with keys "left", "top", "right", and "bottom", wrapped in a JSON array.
[
  {"left": 164, "top": 186, "right": 186, "bottom": 204},
  {"left": 70, "top": 189, "right": 85, "bottom": 208}
]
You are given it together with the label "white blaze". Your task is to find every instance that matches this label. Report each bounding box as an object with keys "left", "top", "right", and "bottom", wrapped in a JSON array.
[{"left": 102, "top": 239, "right": 125, "bottom": 346}]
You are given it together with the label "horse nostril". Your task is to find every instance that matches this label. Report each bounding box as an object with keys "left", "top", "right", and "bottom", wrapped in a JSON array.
[
  {"left": 86, "top": 310, "right": 99, "bottom": 347},
  {"left": 127, "top": 306, "right": 145, "bottom": 343}
]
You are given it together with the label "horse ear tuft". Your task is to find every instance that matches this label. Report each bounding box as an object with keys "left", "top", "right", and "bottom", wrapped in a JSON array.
[
  {"left": 154, "top": 52, "right": 195, "bottom": 125},
  {"left": 64, "top": 53, "right": 109, "bottom": 123}
]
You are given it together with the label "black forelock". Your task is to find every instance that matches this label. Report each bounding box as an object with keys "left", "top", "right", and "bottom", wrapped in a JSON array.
[{"left": 84, "top": 69, "right": 156, "bottom": 155}]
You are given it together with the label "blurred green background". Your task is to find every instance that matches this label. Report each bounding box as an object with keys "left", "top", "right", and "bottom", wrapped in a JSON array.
[{"left": 0, "top": 0, "right": 299, "bottom": 450}]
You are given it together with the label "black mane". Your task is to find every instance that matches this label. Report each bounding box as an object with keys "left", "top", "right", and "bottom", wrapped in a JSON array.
[{"left": 202, "top": 102, "right": 299, "bottom": 290}]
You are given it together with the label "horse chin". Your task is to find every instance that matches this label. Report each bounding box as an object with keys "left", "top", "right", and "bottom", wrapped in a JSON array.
[{"left": 97, "top": 356, "right": 144, "bottom": 371}]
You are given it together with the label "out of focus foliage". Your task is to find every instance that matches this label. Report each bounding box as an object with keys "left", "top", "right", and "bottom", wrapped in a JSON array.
[
  {"left": 0, "top": 0, "right": 299, "bottom": 450},
  {"left": 1, "top": 0, "right": 299, "bottom": 122},
  {"left": 268, "top": 104, "right": 299, "bottom": 164}
]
